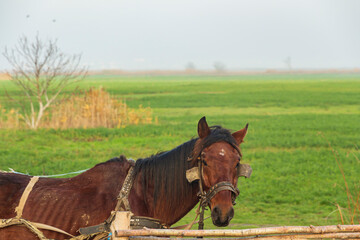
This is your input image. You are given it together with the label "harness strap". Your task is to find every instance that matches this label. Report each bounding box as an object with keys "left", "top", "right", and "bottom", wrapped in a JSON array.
[
  {"left": 130, "top": 216, "right": 165, "bottom": 229},
  {"left": 107, "top": 164, "right": 136, "bottom": 224},
  {"left": 115, "top": 165, "right": 136, "bottom": 212},
  {"left": 15, "top": 176, "right": 39, "bottom": 219},
  {"left": 80, "top": 162, "right": 137, "bottom": 236},
  {"left": 1, "top": 218, "right": 48, "bottom": 240},
  {"left": 30, "top": 221, "right": 75, "bottom": 238},
  {"left": 78, "top": 222, "right": 109, "bottom": 236},
  {"left": 3, "top": 176, "right": 77, "bottom": 239},
  {"left": 205, "top": 181, "right": 240, "bottom": 205}
]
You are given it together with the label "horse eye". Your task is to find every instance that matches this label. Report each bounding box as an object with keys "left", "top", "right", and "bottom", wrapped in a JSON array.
[{"left": 202, "top": 160, "right": 208, "bottom": 166}]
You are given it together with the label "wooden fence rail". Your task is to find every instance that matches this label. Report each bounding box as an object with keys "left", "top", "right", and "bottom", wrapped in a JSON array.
[{"left": 114, "top": 224, "right": 360, "bottom": 239}]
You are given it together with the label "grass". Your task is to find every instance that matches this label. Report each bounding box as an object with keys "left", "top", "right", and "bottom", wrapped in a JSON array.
[{"left": 0, "top": 73, "right": 359, "bottom": 228}]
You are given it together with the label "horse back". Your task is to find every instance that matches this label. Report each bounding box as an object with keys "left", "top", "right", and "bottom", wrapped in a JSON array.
[{"left": 0, "top": 173, "right": 34, "bottom": 218}]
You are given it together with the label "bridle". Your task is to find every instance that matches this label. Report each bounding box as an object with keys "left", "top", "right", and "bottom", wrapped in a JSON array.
[
  {"left": 196, "top": 154, "right": 240, "bottom": 230},
  {"left": 186, "top": 143, "right": 251, "bottom": 230}
]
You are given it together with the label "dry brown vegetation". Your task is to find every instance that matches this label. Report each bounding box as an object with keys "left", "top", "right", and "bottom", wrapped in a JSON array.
[
  {"left": 318, "top": 132, "right": 360, "bottom": 224},
  {"left": 0, "top": 88, "right": 154, "bottom": 129},
  {"left": 334, "top": 150, "right": 360, "bottom": 225},
  {"left": 0, "top": 105, "right": 22, "bottom": 128},
  {"left": 0, "top": 73, "right": 11, "bottom": 80}
]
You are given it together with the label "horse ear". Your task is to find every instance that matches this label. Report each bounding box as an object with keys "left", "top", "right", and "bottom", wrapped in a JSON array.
[
  {"left": 198, "top": 116, "right": 211, "bottom": 139},
  {"left": 232, "top": 123, "right": 248, "bottom": 145}
]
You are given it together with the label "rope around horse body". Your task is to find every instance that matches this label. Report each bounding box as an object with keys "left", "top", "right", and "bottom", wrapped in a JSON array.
[
  {"left": 1, "top": 168, "right": 89, "bottom": 177},
  {"left": 0, "top": 159, "right": 137, "bottom": 178}
]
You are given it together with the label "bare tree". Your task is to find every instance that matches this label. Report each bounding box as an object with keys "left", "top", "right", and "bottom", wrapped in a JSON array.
[
  {"left": 3, "top": 35, "right": 87, "bottom": 129},
  {"left": 213, "top": 61, "right": 226, "bottom": 73},
  {"left": 284, "top": 56, "right": 292, "bottom": 71},
  {"left": 185, "top": 62, "right": 196, "bottom": 72}
]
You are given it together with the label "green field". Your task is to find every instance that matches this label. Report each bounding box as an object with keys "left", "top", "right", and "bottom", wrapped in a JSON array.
[{"left": 1, "top": 74, "right": 360, "bottom": 229}]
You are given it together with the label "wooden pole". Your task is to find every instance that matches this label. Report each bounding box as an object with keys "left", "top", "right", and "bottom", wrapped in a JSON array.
[
  {"left": 110, "top": 211, "right": 133, "bottom": 240},
  {"left": 242, "top": 232, "right": 360, "bottom": 240},
  {"left": 126, "top": 232, "right": 360, "bottom": 240},
  {"left": 115, "top": 224, "right": 360, "bottom": 238}
]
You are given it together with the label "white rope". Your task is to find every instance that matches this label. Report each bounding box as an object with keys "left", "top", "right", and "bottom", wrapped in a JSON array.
[
  {"left": 1, "top": 168, "right": 89, "bottom": 177},
  {"left": 1, "top": 157, "right": 135, "bottom": 178}
]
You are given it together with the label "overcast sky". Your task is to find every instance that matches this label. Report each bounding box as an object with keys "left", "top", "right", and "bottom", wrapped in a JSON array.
[{"left": 1, "top": 0, "right": 359, "bottom": 70}]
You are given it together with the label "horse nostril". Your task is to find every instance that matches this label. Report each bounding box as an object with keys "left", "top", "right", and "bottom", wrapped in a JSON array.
[
  {"left": 211, "top": 206, "right": 221, "bottom": 219},
  {"left": 228, "top": 207, "right": 234, "bottom": 219}
]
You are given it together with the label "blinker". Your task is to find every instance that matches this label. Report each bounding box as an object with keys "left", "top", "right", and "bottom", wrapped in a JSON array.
[
  {"left": 186, "top": 167, "right": 200, "bottom": 183},
  {"left": 237, "top": 163, "right": 252, "bottom": 178}
]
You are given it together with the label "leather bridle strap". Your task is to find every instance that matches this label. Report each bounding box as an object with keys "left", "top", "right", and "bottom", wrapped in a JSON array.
[
  {"left": 205, "top": 181, "right": 239, "bottom": 206},
  {"left": 196, "top": 156, "right": 240, "bottom": 230}
]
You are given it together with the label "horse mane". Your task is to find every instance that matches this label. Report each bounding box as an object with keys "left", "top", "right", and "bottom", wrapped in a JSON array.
[
  {"left": 98, "top": 155, "right": 129, "bottom": 165},
  {"left": 133, "top": 125, "right": 240, "bottom": 216},
  {"left": 133, "top": 138, "right": 197, "bottom": 213}
]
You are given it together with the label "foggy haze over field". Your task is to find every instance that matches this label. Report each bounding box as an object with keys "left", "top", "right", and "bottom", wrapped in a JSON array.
[{"left": 0, "top": 0, "right": 360, "bottom": 71}]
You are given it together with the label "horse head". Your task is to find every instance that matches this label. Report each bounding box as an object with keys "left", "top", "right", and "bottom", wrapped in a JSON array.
[{"left": 189, "top": 117, "right": 249, "bottom": 227}]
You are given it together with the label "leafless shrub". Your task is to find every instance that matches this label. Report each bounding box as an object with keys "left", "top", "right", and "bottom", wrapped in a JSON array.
[{"left": 0, "top": 88, "right": 155, "bottom": 129}]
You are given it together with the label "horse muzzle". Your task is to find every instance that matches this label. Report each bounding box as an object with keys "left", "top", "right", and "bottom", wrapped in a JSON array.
[
  {"left": 205, "top": 182, "right": 239, "bottom": 227},
  {"left": 211, "top": 204, "right": 234, "bottom": 227}
]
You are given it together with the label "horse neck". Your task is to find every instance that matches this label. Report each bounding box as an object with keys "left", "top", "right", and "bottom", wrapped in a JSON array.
[
  {"left": 158, "top": 181, "right": 200, "bottom": 226},
  {"left": 132, "top": 171, "right": 200, "bottom": 226},
  {"left": 131, "top": 139, "right": 200, "bottom": 226}
]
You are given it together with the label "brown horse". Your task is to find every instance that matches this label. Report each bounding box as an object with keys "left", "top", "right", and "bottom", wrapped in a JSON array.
[{"left": 0, "top": 117, "right": 249, "bottom": 239}]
